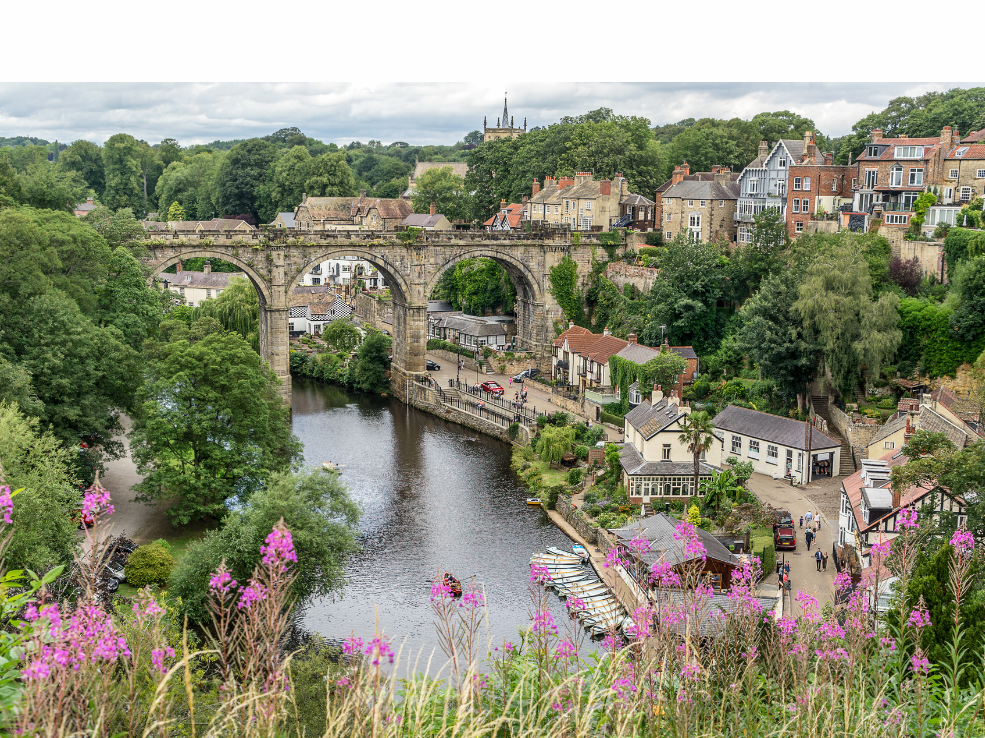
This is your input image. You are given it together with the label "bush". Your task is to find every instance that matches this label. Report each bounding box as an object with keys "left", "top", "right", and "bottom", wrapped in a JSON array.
[
  {"left": 124, "top": 543, "right": 175, "bottom": 589},
  {"left": 644, "top": 232, "right": 664, "bottom": 247},
  {"left": 507, "top": 422, "right": 520, "bottom": 441},
  {"left": 584, "top": 504, "right": 602, "bottom": 517},
  {"left": 600, "top": 410, "right": 624, "bottom": 426},
  {"left": 692, "top": 379, "right": 711, "bottom": 399},
  {"left": 877, "top": 397, "right": 896, "bottom": 409},
  {"left": 543, "top": 484, "right": 564, "bottom": 510},
  {"left": 567, "top": 468, "right": 583, "bottom": 486},
  {"left": 583, "top": 491, "right": 597, "bottom": 504},
  {"left": 573, "top": 444, "right": 589, "bottom": 460}
]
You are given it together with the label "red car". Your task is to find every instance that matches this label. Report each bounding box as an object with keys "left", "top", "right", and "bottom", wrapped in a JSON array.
[
  {"left": 774, "top": 526, "right": 797, "bottom": 551},
  {"left": 480, "top": 381, "right": 504, "bottom": 396}
]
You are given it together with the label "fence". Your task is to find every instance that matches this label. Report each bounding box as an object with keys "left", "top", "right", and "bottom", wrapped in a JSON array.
[
  {"left": 446, "top": 378, "right": 538, "bottom": 423},
  {"left": 416, "top": 378, "right": 536, "bottom": 430}
]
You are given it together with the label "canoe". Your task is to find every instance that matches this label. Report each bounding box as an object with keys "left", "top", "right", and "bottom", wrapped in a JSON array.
[
  {"left": 526, "top": 498, "right": 541, "bottom": 506},
  {"left": 547, "top": 546, "right": 582, "bottom": 558},
  {"left": 322, "top": 462, "right": 345, "bottom": 473},
  {"left": 556, "top": 582, "right": 607, "bottom": 595},
  {"left": 530, "top": 555, "right": 582, "bottom": 565},
  {"left": 443, "top": 572, "right": 463, "bottom": 598}
]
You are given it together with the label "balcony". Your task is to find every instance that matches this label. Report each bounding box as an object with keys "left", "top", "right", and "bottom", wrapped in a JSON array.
[
  {"left": 585, "top": 388, "right": 619, "bottom": 405},
  {"left": 308, "top": 266, "right": 323, "bottom": 275}
]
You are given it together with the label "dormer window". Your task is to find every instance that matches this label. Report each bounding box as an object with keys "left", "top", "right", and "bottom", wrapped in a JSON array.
[
  {"left": 895, "top": 145, "right": 924, "bottom": 159},
  {"left": 867, "top": 145, "right": 879, "bottom": 158},
  {"left": 954, "top": 147, "right": 968, "bottom": 158}
]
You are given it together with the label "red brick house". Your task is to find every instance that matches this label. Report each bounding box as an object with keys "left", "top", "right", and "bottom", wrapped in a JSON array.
[{"left": 784, "top": 132, "right": 854, "bottom": 238}]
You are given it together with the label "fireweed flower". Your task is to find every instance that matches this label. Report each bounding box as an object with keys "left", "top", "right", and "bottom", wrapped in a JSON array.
[
  {"left": 897, "top": 507, "right": 919, "bottom": 531},
  {"left": 132, "top": 596, "right": 165, "bottom": 622},
  {"left": 237, "top": 582, "right": 268, "bottom": 610},
  {"left": 628, "top": 531, "right": 651, "bottom": 556},
  {"left": 951, "top": 529, "right": 975, "bottom": 558},
  {"left": 566, "top": 596, "right": 585, "bottom": 612},
  {"left": 532, "top": 609, "right": 558, "bottom": 636},
  {"left": 0, "top": 485, "right": 12, "bottom": 525},
  {"left": 600, "top": 632, "right": 623, "bottom": 651},
  {"left": 553, "top": 638, "right": 577, "bottom": 660},
  {"left": 880, "top": 636, "right": 897, "bottom": 652},
  {"left": 604, "top": 546, "right": 625, "bottom": 569},
  {"left": 365, "top": 635, "right": 394, "bottom": 666},
  {"left": 870, "top": 539, "right": 892, "bottom": 562},
  {"left": 151, "top": 647, "right": 176, "bottom": 674},
  {"left": 460, "top": 588, "right": 484, "bottom": 609},
  {"left": 908, "top": 607, "right": 932, "bottom": 629},
  {"left": 680, "top": 662, "right": 701, "bottom": 682},
  {"left": 649, "top": 560, "right": 681, "bottom": 587},
  {"left": 673, "top": 521, "right": 707, "bottom": 561},
  {"left": 260, "top": 525, "right": 297, "bottom": 567},
  {"left": 911, "top": 654, "right": 930, "bottom": 674},
  {"left": 209, "top": 569, "right": 238, "bottom": 594},
  {"left": 834, "top": 570, "right": 854, "bottom": 591},
  {"left": 82, "top": 486, "right": 114, "bottom": 518},
  {"left": 530, "top": 563, "right": 552, "bottom": 584},
  {"left": 777, "top": 616, "right": 800, "bottom": 638},
  {"left": 430, "top": 578, "right": 453, "bottom": 602},
  {"left": 342, "top": 635, "right": 364, "bottom": 658}
]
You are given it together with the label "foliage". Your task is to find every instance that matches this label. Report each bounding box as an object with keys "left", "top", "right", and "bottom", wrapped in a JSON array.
[
  {"left": 566, "top": 468, "right": 583, "bottom": 486},
  {"left": 728, "top": 208, "right": 788, "bottom": 303},
  {"left": 352, "top": 329, "right": 392, "bottom": 394},
  {"left": 166, "top": 200, "right": 185, "bottom": 221},
  {"left": 323, "top": 319, "right": 362, "bottom": 355},
  {"left": 130, "top": 320, "right": 302, "bottom": 525},
  {"left": 536, "top": 424, "right": 576, "bottom": 467},
  {"left": 305, "top": 151, "right": 357, "bottom": 199},
  {"left": 897, "top": 297, "right": 985, "bottom": 377},
  {"left": 215, "top": 138, "right": 278, "bottom": 220},
  {"left": 396, "top": 227, "right": 422, "bottom": 244},
  {"left": 948, "top": 257, "right": 985, "bottom": 341},
  {"left": 169, "top": 468, "right": 360, "bottom": 621},
  {"left": 124, "top": 543, "right": 175, "bottom": 588},
  {"left": 101, "top": 133, "right": 145, "bottom": 213},
  {"left": 573, "top": 444, "right": 589, "bottom": 459},
  {"left": 59, "top": 139, "right": 106, "bottom": 198},
  {"left": 686, "top": 503, "right": 701, "bottom": 526},
  {"left": 608, "top": 347, "right": 687, "bottom": 414},
  {"left": 431, "top": 258, "right": 516, "bottom": 315},
  {"left": 269, "top": 145, "right": 313, "bottom": 214},
  {"left": 191, "top": 277, "right": 260, "bottom": 352},
  {"left": 725, "top": 455, "right": 754, "bottom": 485},
  {"left": 908, "top": 191, "right": 937, "bottom": 234},
  {"left": 548, "top": 254, "right": 586, "bottom": 326},
  {"left": 411, "top": 166, "right": 467, "bottom": 221},
  {"left": 889, "top": 254, "right": 923, "bottom": 296},
  {"left": 943, "top": 227, "right": 985, "bottom": 281},
  {"left": 678, "top": 411, "right": 715, "bottom": 498}
]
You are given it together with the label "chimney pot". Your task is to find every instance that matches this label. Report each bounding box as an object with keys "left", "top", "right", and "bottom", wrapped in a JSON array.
[
  {"left": 203, "top": 259, "right": 212, "bottom": 274},
  {"left": 176, "top": 260, "right": 183, "bottom": 273},
  {"left": 569, "top": 320, "right": 574, "bottom": 328},
  {"left": 628, "top": 333, "right": 637, "bottom": 344},
  {"left": 871, "top": 128, "right": 883, "bottom": 143},
  {"left": 430, "top": 201, "right": 436, "bottom": 216},
  {"left": 532, "top": 178, "right": 540, "bottom": 195},
  {"left": 824, "top": 152, "right": 833, "bottom": 165},
  {"left": 359, "top": 189, "right": 366, "bottom": 198}
]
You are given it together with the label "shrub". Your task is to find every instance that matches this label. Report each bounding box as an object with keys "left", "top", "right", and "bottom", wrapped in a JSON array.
[
  {"left": 877, "top": 397, "right": 896, "bottom": 409},
  {"left": 644, "top": 232, "right": 664, "bottom": 247},
  {"left": 863, "top": 407, "right": 882, "bottom": 419},
  {"left": 584, "top": 504, "right": 602, "bottom": 517},
  {"left": 600, "top": 410, "right": 624, "bottom": 426},
  {"left": 507, "top": 422, "right": 520, "bottom": 441},
  {"left": 567, "top": 468, "right": 583, "bottom": 486},
  {"left": 583, "top": 491, "right": 597, "bottom": 504},
  {"left": 124, "top": 543, "right": 175, "bottom": 589},
  {"left": 543, "top": 485, "right": 564, "bottom": 510},
  {"left": 574, "top": 444, "right": 589, "bottom": 460},
  {"left": 692, "top": 379, "right": 711, "bottom": 399}
]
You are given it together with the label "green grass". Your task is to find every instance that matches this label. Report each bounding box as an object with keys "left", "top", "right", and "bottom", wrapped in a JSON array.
[{"left": 117, "top": 519, "right": 214, "bottom": 597}]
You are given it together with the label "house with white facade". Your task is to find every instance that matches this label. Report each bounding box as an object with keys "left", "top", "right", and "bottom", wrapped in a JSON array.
[
  {"left": 289, "top": 288, "right": 354, "bottom": 336},
  {"left": 620, "top": 386, "right": 722, "bottom": 504},
  {"left": 710, "top": 405, "right": 841, "bottom": 483},
  {"left": 162, "top": 261, "right": 245, "bottom": 307},
  {"left": 735, "top": 138, "right": 808, "bottom": 244},
  {"left": 298, "top": 256, "right": 385, "bottom": 289},
  {"left": 427, "top": 311, "right": 511, "bottom": 348}
]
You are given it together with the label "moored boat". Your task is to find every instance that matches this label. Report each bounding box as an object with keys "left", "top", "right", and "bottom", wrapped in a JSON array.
[
  {"left": 443, "top": 572, "right": 463, "bottom": 597},
  {"left": 526, "top": 498, "right": 541, "bottom": 506}
]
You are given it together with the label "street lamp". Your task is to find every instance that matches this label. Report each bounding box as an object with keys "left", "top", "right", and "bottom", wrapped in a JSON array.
[{"left": 659, "top": 325, "right": 667, "bottom": 344}]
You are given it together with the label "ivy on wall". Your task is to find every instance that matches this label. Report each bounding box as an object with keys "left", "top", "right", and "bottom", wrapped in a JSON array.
[
  {"left": 608, "top": 349, "right": 687, "bottom": 413},
  {"left": 548, "top": 254, "right": 587, "bottom": 327}
]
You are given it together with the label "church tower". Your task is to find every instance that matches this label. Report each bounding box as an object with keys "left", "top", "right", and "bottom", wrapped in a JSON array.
[{"left": 483, "top": 93, "right": 526, "bottom": 142}]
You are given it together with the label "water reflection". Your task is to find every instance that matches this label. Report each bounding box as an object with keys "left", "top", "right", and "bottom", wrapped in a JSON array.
[{"left": 291, "top": 378, "right": 587, "bottom": 658}]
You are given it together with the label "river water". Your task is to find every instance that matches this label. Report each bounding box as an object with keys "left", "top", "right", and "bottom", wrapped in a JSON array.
[{"left": 291, "top": 378, "right": 584, "bottom": 660}]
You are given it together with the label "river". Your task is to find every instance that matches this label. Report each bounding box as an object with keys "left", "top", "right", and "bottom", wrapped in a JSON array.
[{"left": 291, "top": 378, "right": 585, "bottom": 660}]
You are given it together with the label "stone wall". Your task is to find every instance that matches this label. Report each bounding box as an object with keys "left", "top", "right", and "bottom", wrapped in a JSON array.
[
  {"left": 877, "top": 227, "right": 946, "bottom": 282},
  {"left": 352, "top": 293, "right": 393, "bottom": 332},
  {"left": 556, "top": 496, "right": 600, "bottom": 545},
  {"left": 827, "top": 401, "right": 879, "bottom": 464},
  {"left": 428, "top": 348, "right": 481, "bottom": 373},
  {"left": 405, "top": 381, "right": 531, "bottom": 445},
  {"left": 804, "top": 220, "right": 839, "bottom": 236},
  {"left": 604, "top": 262, "right": 660, "bottom": 294}
]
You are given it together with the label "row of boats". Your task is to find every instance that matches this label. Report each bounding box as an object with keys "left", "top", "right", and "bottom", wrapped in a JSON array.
[{"left": 530, "top": 547, "right": 630, "bottom": 638}]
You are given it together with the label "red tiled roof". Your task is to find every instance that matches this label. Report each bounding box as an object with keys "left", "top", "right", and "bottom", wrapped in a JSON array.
[
  {"left": 841, "top": 451, "right": 928, "bottom": 534},
  {"left": 947, "top": 144, "right": 985, "bottom": 160},
  {"left": 960, "top": 128, "right": 985, "bottom": 144},
  {"left": 553, "top": 325, "right": 597, "bottom": 350},
  {"left": 578, "top": 334, "right": 630, "bottom": 364}
]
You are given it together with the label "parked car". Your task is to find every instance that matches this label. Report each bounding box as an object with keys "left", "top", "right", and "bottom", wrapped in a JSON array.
[
  {"left": 511, "top": 368, "right": 541, "bottom": 382},
  {"left": 774, "top": 509, "right": 793, "bottom": 527},
  {"left": 480, "top": 381, "right": 504, "bottom": 395},
  {"left": 774, "top": 526, "right": 797, "bottom": 550},
  {"left": 426, "top": 359, "right": 441, "bottom": 371}
]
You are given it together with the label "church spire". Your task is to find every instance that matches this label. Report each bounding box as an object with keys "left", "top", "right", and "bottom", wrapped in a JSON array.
[{"left": 503, "top": 93, "right": 509, "bottom": 129}]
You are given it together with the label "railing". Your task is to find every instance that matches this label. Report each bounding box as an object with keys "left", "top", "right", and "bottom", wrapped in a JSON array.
[
  {"left": 584, "top": 388, "right": 619, "bottom": 405},
  {"left": 446, "top": 379, "right": 538, "bottom": 422},
  {"left": 416, "top": 378, "right": 535, "bottom": 429},
  {"left": 551, "top": 385, "right": 581, "bottom": 402}
]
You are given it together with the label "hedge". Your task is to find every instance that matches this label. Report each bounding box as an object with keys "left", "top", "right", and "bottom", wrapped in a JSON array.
[
  {"left": 897, "top": 297, "right": 985, "bottom": 377},
  {"left": 600, "top": 409, "right": 625, "bottom": 426},
  {"left": 426, "top": 339, "right": 474, "bottom": 357},
  {"left": 125, "top": 543, "right": 176, "bottom": 589}
]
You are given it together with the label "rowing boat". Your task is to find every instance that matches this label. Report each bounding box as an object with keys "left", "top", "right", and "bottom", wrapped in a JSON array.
[{"left": 526, "top": 498, "right": 541, "bottom": 506}]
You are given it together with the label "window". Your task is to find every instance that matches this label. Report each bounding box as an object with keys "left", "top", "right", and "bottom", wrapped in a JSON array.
[
  {"left": 662, "top": 444, "right": 671, "bottom": 461},
  {"left": 795, "top": 221, "right": 804, "bottom": 232},
  {"left": 864, "top": 169, "right": 878, "bottom": 188},
  {"left": 312, "top": 278, "right": 320, "bottom": 285},
  {"left": 719, "top": 200, "right": 725, "bottom": 206},
  {"left": 883, "top": 441, "right": 895, "bottom": 449},
  {"left": 776, "top": 179, "right": 786, "bottom": 196},
  {"left": 801, "top": 199, "right": 809, "bottom": 214},
  {"left": 552, "top": 205, "right": 557, "bottom": 214},
  {"left": 699, "top": 200, "right": 706, "bottom": 207},
  {"left": 832, "top": 177, "right": 838, "bottom": 192},
  {"left": 766, "top": 445, "right": 779, "bottom": 464},
  {"left": 586, "top": 200, "right": 591, "bottom": 210},
  {"left": 748, "top": 180, "right": 757, "bottom": 193},
  {"left": 665, "top": 231, "right": 672, "bottom": 240},
  {"left": 178, "top": 286, "right": 185, "bottom": 296},
  {"left": 889, "top": 165, "right": 903, "bottom": 187},
  {"left": 895, "top": 145, "right": 923, "bottom": 158},
  {"left": 797, "top": 452, "right": 803, "bottom": 472},
  {"left": 748, "top": 439, "right": 760, "bottom": 459},
  {"left": 666, "top": 212, "right": 673, "bottom": 221},
  {"left": 803, "top": 176, "right": 811, "bottom": 190},
  {"left": 949, "top": 168, "right": 959, "bottom": 179},
  {"left": 793, "top": 177, "right": 802, "bottom": 190},
  {"left": 961, "top": 186, "right": 972, "bottom": 200},
  {"left": 778, "top": 158, "right": 787, "bottom": 168},
  {"left": 852, "top": 177, "right": 858, "bottom": 189},
  {"left": 978, "top": 170, "right": 985, "bottom": 179},
  {"left": 957, "top": 514, "right": 968, "bottom": 528},
  {"left": 884, "top": 214, "right": 909, "bottom": 224},
  {"left": 867, "top": 145, "right": 879, "bottom": 157},
  {"left": 908, "top": 168, "right": 924, "bottom": 186},
  {"left": 689, "top": 214, "right": 701, "bottom": 228},
  {"left": 565, "top": 200, "right": 569, "bottom": 212},
  {"left": 792, "top": 199, "right": 800, "bottom": 213},
  {"left": 205, "top": 289, "right": 211, "bottom": 298},
  {"left": 688, "top": 200, "right": 694, "bottom": 207},
  {"left": 731, "top": 435, "right": 742, "bottom": 454}
]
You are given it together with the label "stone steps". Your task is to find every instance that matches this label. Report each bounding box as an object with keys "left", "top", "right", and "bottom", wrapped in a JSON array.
[{"left": 811, "top": 395, "right": 856, "bottom": 476}]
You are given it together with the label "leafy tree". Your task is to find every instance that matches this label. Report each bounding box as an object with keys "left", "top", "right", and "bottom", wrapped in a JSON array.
[
  {"left": 751, "top": 110, "right": 818, "bottom": 149},
  {"left": 19, "top": 164, "right": 88, "bottom": 213},
  {"left": 215, "top": 138, "right": 277, "bottom": 220},
  {"left": 101, "top": 134, "right": 145, "bottom": 213},
  {"left": 537, "top": 424, "right": 576, "bottom": 467},
  {"left": 157, "top": 138, "right": 183, "bottom": 168},
  {"left": 725, "top": 455, "right": 754, "bottom": 486},
  {"left": 642, "top": 348, "right": 687, "bottom": 392},
  {"left": 352, "top": 330, "right": 391, "bottom": 394},
  {"left": 792, "top": 233, "right": 901, "bottom": 394},
  {"left": 699, "top": 469, "right": 742, "bottom": 512},
  {"left": 270, "top": 145, "right": 313, "bottom": 213},
  {"left": 888, "top": 254, "right": 923, "bottom": 296},
  {"left": 548, "top": 254, "right": 586, "bottom": 326},
  {"left": 948, "top": 257, "right": 985, "bottom": 341},
  {"left": 191, "top": 277, "right": 260, "bottom": 352},
  {"left": 0, "top": 402, "right": 80, "bottom": 575},
  {"left": 154, "top": 153, "right": 223, "bottom": 221},
  {"left": 58, "top": 140, "right": 105, "bottom": 198},
  {"left": 95, "top": 246, "right": 164, "bottom": 351},
  {"left": 666, "top": 124, "right": 747, "bottom": 174},
  {"left": 0, "top": 357, "right": 43, "bottom": 418},
  {"left": 136, "top": 141, "right": 163, "bottom": 208},
  {"left": 463, "top": 130, "right": 483, "bottom": 147},
  {"left": 736, "top": 270, "right": 817, "bottom": 405},
  {"left": 305, "top": 151, "right": 357, "bottom": 198},
  {"left": 168, "top": 468, "right": 361, "bottom": 621},
  {"left": 130, "top": 320, "right": 302, "bottom": 525},
  {"left": 0, "top": 149, "right": 22, "bottom": 206},
  {"left": 322, "top": 319, "right": 361, "bottom": 355},
  {"left": 82, "top": 207, "right": 147, "bottom": 252},
  {"left": 686, "top": 504, "right": 701, "bottom": 527},
  {"left": 603, "top": 442, "right": 622, "bottom": 480},
  {"left": 433, "top": 258, "right": 516, "bottom": 316},
  {"left": 678, "top": 411, "right": 715, "bottom": 501},
  {"left": 411, "top": 166, "right": 466, "bottom": 221},
  {"left": 166, "top": 201, "right": 185, "bottom": 221}
]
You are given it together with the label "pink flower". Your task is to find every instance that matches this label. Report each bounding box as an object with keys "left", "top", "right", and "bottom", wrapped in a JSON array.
[
  {"left": 82, "top": 485, "right": 114, "bottom": 518},
  {"left": 834, "top": 571, "right": 854, "bottom": 591},
  {"left": 566, "top": 596, "right": 585, "bottom": 612},
  {"left": 364, "top": 635, "right": 393, "bottom": 666},
  {"left": 0, "top": 485, "right": 12, "bottom": 525},
  {"left": 600, "top": 632, "right": 623, "bottom": 651},
  {"left": 673, "top": 521, "right": 706, "bottom": 561},
  {"left": 649, "top": 560, "right": 681, "bottom": 587},
  {"left": 151, "top": 647, "right": 175, "bottom": 674},
  {"left": 603, "top": 546, "right": 625, "bottom": 569},
  {"left": 627, "top": 531, "right": 651, "bottom": 556},
  {"left": 209, "top": 569, "right": 238, "bottom": 594},
  {"left": 430, "top": 578, "right": 453, "bottom": 602},
  {"left": 342, "top": 635, "right": 363, "bottom": 658},
  {"left": 553, "top": 638, "right": 577, "bottom": 661},
  {"left": 950, "top": 529, "right": 975, "bottom": 558},
  {"left": 870, "top": 539, "right": 892, "bottom": 562},
  {"left": 132, "top": 597, "right": 165, "bottom": 622},
  {"left": 680, "top": 662, "right": 701, "bottom": 682},
  {"left": 460, "top": 588, "right": 484, "bottom": 609},
  {"left": 530, "top": 563, "right": 551, "bottom": 584},
  {"left": 880, "top": 636, "right": 896, "bottom": 652},
  {"left": 897, "top": 507, "right": 919, "bottom": 531},
  {"left": 907, "top": 607, "right": 932, "bottom": 629},
  {"left": 237, "top": 582, "right": 268, "bottom": 610},
  {"left": 532, "top": 609, "right": 557, "bottom": 636},
  {"left": 260, "top": 524, "right": 297, "bottom": 567},
  {"left": 911, "top": 654, "right": 930, "bottom": 674}
]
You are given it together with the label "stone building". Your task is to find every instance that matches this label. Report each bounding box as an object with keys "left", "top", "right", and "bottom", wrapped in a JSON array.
[
  {"left": 483, "top": 95, "right": 526, "bottom": 142},
  {"left": 484, "top": 200, "right": 528, "bottom": 230},
  {"left": 784, "top": 131, "right": 854, "bottom": 238},
  {"left": 658, "top": 163, "right": 739, "bottom": 243},
  {"left": 942, "top": 143, "right": 985, "bottom": 206},
  {"left": 526, "top": 172, "right": 645, "bottom": 231},
  {"left": 161, "top": 260, "right": 245, "bottom": 307},
  {"left": 293, "top": 193, "right": 413, "bottom": 231}
]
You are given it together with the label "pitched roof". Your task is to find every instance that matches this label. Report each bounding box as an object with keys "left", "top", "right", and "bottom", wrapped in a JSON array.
[
  {"left": 274, "top": 212, "right": 295, "bottom": 228},
  {"left": 370, "top": 199, "right": 414, "bottom": 220},
  {"left": 713, "top": 405, "right": 840, "bottom": 450},
  {"left": 947, "top": 144, "right": 985, "bottom": 160},
  {"left": 918, "top": 406, "right": 972, "bottom": 448},
  {"left": 857, "top": 137, "right": 944, "bottom": 162},
  {"left": 553, "top": 324, "right": 598, "bottom": 350},
  {"left": 610, "top": 512, "right": 736, "bottom": 567},
  {"left": 300, "top": 197, "right": 357, "bottom": 220},
  {"left": 656, "top": 170, "right": 740, "bottom": 194},
  {"left": 960, "top": 128, "right": 985, "bottom": 144},
  {"left": 74, "top": 201, "right": 97, "bottom": 212},
  {"left": 619, "top": 441, "right": 718, "bottom": 478},
  {"left": 577, "top": 334, "right": 629, "bottom": 364},
  {"left": 841, "top": 451, "right": 929, "bottom": 534},
  {"left": 620, "top": 193, "right": 655, "bottom": 206},
  {"left": 401, "top": 213, "right": 446, "bottom": 228},
  {"left": 614, "top": 342, "right": 697, "bottom": 365},
  {"left": 169, "top": 270, "right": 245, "bottom": 288},
  {"left": 868, "top": 414, "right": 908, "bottom": 447},
  {"left": 625, "top": 398, "right": 685, "bottom": 440},
  {"left": 661, "top": 180, "right": 740, "bottom": 201}
]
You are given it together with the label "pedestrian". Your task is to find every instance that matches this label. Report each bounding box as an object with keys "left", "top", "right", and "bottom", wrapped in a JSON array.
[
  {"left": 509, "top": 377, "right": 513, "bottom": 387},
  {"left": 822, "top": 551, "right": 829, "bottom": 571},
  {"left": 805, "top": 510, "right": 813, "bottom": 526},
  {"left": 805, "top": 528, "right": 814, "bottom": 551},
  {"left": 777, "top": 569, "right": 783, "bottom": 589},
  {"left": 799, "top": 515, "right": 804, "bottom": 528},
  {"left": 784, "top": 561, "right": 790, "bottom": 575},
  {"left": 783, "top": 572, "right": 790, "bottom": 591},
  {"left": 815, "top": 511, "right": 821, "bottom": 529},
  {"left": 814, "top": 549, "right": 823, "bottom": 571}
]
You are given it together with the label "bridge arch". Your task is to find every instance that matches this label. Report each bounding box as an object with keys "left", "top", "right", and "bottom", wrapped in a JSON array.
[
  {"left": 424, "top": 248, "right": 544, "bottom": 305},
  {"left": 148, "top": 250, "right": 273, "bottom": 307},
  {"left": 288, "top": 248, "right": 412, "bottom": 305}
]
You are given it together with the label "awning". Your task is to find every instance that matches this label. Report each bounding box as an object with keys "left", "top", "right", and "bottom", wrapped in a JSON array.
[{"left": 814, "top": 452, "right": 831, "bottom": 461}]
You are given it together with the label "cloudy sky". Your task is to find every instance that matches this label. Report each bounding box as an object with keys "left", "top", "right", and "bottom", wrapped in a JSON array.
[{"left": 0, "top": 82, "right": 969, "bottom": 148}]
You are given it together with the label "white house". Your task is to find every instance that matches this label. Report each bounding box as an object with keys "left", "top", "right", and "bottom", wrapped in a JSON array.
[
  {"left": 162, "top": 261, "right": 245, "bottom": 307},
  {"left": 288, "top": 289, "right": 354, "bottom": 336},
  {"left": 710, "top": 405, "right": 841, "bottom": 484},
  {"left": 620, "top": 387, "right": 722, "bottom": 504},
  {"left": 298, "top": 256, "right": 385, "bottom": 289}
]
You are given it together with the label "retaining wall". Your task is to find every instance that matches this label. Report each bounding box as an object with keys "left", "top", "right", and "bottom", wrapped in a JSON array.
[
  {"left": 827, "top": 401, "right": 879, "bottom": 465},
  {"left": 428, "top": 348, "right": 482, "bottom": 373}
]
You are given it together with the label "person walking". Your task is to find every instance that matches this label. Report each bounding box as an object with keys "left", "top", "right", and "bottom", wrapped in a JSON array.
[
  {"left": 822, "top": 551, "right": 829, "bottom": 571},
  {"left": 805, "top": 510, "right": 814, "bottom": 527},
  {"left": 815, "top": 511, "right": 821, "bottom": 530},
  {"left": 799, "top": 515, "right": 804, "bottom": 528},
  {"left": 814, "top": 549, "right": 823, "bottom": 571},
  {"left": 805, "top": 528, "right": 814, "bottom": 551}
]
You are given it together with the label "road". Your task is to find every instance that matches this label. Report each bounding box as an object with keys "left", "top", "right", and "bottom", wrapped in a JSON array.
[{"left": 745, "top": 472, "right": 843, "bottom": 617}]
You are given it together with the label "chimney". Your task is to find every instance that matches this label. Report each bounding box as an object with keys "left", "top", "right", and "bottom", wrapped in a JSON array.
[
  {"left": 711, "top": 165, "right": 721, "bottom": 174},
  {"left": 500, "top": 199, "right": 507, "bottom": 214},
  {"left": 892, "top": 489, "right": 901, "bottom": 509},
  {"left": 628, "top": 333, "right": 637, "bottom": 344},
  {"left": 870, "top": 128, "right": 882, "bottom": 143},
  {"left": 600, "top": 180, "right": 611, "bottom": 195},
  {"left": 531, "top": 178, "right": 540, "bottom": 196},
  {"left": 671, "top": 166, "right": 685, "bottom": 185},
  {"left": 302, "top": 192, "right": 307, "bottom": 203},
  {"left": 824, "top": 152, "right": 833, "bottom": 165},
  {"left": 941, "top": 125, "right": 954, "bottom": 150},
  {"left": 651, "top": 384, "right": 663, "bottom": 405},
  {"left": 804, "top": 130, "right": 816, "bottom": 163},
  {"left": 359, "top": 189, "right": 367, "bottom": 198},
  {"left": 574, "top": 171, "right": 591, "bottom": 185},
  {"left": 603, "top": 327, "right": 611, "bottom": 336},
  {"left": 203, "top": 259, "right": 212, "bottom": 275},
  {"left": 758, "top": 141, "right": 769, "bottom": 158},
  {"left": 569, "top": 320, "right": 574, "bottom": 329},
  {"left": 667, "top": 390, "right": 680, "bottom": 407},
  {"left": 176, "top": 260, "right": 183, "bottom": 273},
  {"left": 522, "top": 195, "right": 528, "bottom": 204},
  {"left": 430, "top": 201, "right": 437, "bottom": 216},
  {"left": 680, "top": 161, "right": 690, "bottom": 176},
  {"left": 86, "top": 197, "right": 94, "bottom": 204},
  {"left": 713, "top": 167, "right": 732, "bottom": 185},
  {"left": 558, "top": 176, "right": 575, "bottom": 190}
]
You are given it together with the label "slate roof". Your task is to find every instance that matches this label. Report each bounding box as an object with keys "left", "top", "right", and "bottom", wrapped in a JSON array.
[
  {"left": 661, "top": 180, "right": 740, "bottom": 201},
  {"left": 293, "top": 285, "right": 334, "bottom": 295},
  {"left": 856, "top": 137, "right": 945, "bottom": 162},
  {"left": 401, "top": 213, "right": 447, "bottom": 228},
  {"left": 300, "top": 197, "right": 355, "bottom": 220},
  {"left": 713, "top": 405, "right": 840, "bottom": 450},
  {"left": 868, "top": 415, "right": 908, "bottom": 447},
  {"left": 74, "top": 201, "right": 97, "bottom": 213},
  {"left": 435, "top": 313, "right": 507, "bottom": 337},
  {"left": 620, "top": 193, "right": 655, "bottom": 206},
  {"left": 918, "top": 406, "right": 972, "bottom": 448},
  {"left": 947, "top": 145, "right": 985, "bottom": 160},
  {"left": 625, "top": 398, "right": 685, "bottom": 440},
  {"left": 841, "top": 451, "right": 929, "bottom": 534},
  {"left": 611, "top": 512, "right": 736, "bottom": 567},
  {"left": 274, "top": 212, "right": 295, "bottom": 228},
  {"left": 168, "top": 270, "right": 245, "bottom": 288},
  {"left": 614, "top": 342, "right": 698, "bottom": 365},
  {"left": 656, "top": 170, "right": 740, "bottom": 194},
  {"left": 619, "top": 442, "right": 718, "bottom": 478}
]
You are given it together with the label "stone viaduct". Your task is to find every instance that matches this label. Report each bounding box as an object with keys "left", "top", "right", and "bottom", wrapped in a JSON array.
[{"left": 141, "top": 229, "right": 633, "bottom": 405}]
